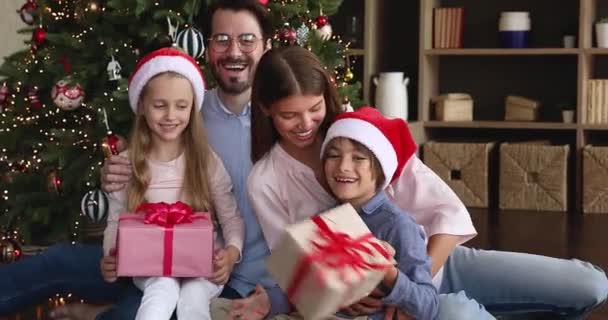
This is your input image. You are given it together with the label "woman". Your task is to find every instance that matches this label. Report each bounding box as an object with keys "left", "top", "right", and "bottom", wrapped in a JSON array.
[{"left": 237, "top": 46, "right": 608, "bottom": 319}]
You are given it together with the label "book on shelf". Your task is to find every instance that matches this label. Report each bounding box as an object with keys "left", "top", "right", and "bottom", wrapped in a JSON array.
[
  {"left": 586, "top": 79, "right": 608, "bottom": 124},
  {"left": 433, "top": 7, "right": 464, "bottom": 49}
]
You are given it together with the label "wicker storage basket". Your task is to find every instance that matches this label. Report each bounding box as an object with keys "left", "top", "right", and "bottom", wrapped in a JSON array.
[
  {"left": 499, "top": 143, "right": 569, "bottom": 211},
  {"left": 423, "top": 142, "right": 495, "bottom": 208},
  {"left": 583, "top": 145, "right": 608, "bottom": 213}
]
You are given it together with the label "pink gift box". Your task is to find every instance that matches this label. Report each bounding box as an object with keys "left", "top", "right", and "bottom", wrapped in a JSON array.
[{"left": 116, "top": 210, "right": 214, "bottom": 278}]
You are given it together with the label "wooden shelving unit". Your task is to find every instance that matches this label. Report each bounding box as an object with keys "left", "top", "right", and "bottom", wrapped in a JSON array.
[
  {"left": 424, "top": 48, "right": 581, "bottom": 56},
  {"left": 345, "top": 48, "right": 365, "bottom": 56},
  {"left": 334, "top": 0, "right": 382, "bottom": 103},
  {"left": 424, "top": 120, "right": 579, "bottom": 130},
  {"left": 417, "top": 0, "right": 608, "bottom": 212}
]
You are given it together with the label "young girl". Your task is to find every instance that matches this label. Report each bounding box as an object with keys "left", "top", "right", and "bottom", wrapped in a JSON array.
[
  {"left": 320, "top": 106, "right": 438, "bottom": 319},
  {"left": 101, "top": 47, "right": 244, "bottom": 320},
  {"left": 231, "top": 46, "right": 608, "bottom": 319}
]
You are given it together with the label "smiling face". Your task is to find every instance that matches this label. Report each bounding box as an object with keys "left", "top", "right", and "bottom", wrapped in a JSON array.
[
  {"left": 323, "top": 137, "right": 384, "bottom": 208},
  {"left": 139, "top": 73, "right": 193, "bottom": 147},
  {"left": 267, "top": 94, "right": 327, "bottom": 152},
  {"left": 206, "top": 8, "right": 266, "bottom": 95}
]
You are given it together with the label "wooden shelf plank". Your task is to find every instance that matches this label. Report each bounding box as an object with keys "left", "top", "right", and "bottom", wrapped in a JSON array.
[
  {"left": 424, "top": 121, "right": 578, "bottom": 130},
  {"left": 584, "top": 48, "right": 608, "bottom": 55},
  {"left": 346, "top": 48, "right": 365, "bottom": 56},
  {"left": 424, "top": 48, "right": 580, "bottom": 56},
  {"left": 581, "top": 124, "right": 608, "bottom": 130}
]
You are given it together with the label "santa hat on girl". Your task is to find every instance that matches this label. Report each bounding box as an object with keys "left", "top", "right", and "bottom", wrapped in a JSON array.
[
  {"left": 321, "top": 107, "right": 418, "bottom": 190},
  {"left": 128, "top": 47, "right": 205, "bottom": 113}
]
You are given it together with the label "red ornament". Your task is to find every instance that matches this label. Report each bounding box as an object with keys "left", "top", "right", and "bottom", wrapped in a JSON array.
[
  {"left": 0, "top": 84, "right": 9, "bottom": 105},
  {"left": 315, "top": 15, "right": 328, "bottom": 28},
  {"left": 32, "top": 27, "right": 46, "bottom": 47},
  {"left": 18, "top": 0, "right": 38, "bottom": 25},
  {"left": 258, "top": 0, "right": 268, "bottom": 5},
  {"left": 279, "top": 23, "right": 297, "bottom": 45},
  {"left": 101, "top": 134, "right": 120, "bottom": 158},
  {"left": 0, "top": 238, "right": 22, "bottom": 264},
  {"left": 47, "top": 170, "right": 62, "bottom": 194},
  {"left": 28, "top": 87, "right": 41, "bottom": 109}
]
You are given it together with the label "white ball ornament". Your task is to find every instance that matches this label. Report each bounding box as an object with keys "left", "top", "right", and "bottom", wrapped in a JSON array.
[
  {"left": 315, "top": 24, "right": 333, "bottom": 41},
  {"left": 81, "top": 189, "right": 109, "bottom": 223},
  {"left": 176, "top": 27, "right": 205, "bottom": 59},
  {"left": 51, "top": 80, "right": 85, "bottom": 110}
]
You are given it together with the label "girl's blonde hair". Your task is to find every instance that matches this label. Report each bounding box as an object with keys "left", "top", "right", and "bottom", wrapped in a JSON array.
[{"left": 126, "top": 71, "right": 212, "bottom": 212}]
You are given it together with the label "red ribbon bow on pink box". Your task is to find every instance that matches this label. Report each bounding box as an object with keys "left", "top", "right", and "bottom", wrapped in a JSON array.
[
  {"left": 136, "top": 201, "right": 195, "bottom": 227},
  {"left": 125, "top": 201, "right": 208, "bottom": 276}
]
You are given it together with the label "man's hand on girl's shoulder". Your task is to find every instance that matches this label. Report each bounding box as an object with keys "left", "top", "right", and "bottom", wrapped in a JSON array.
[{"left": 100, "top": 154, "right": 132, "bottom": 193}]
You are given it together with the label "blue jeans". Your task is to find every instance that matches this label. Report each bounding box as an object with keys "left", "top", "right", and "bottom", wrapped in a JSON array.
[
  {"left": 0, "top": 243, "right": 129, "bottom": 316},
  {"left": 0, "top": 242, "right": 244, "bottom": 319},
  {"left": 438, "top": 246, "right": 608, "bottom": 319}
]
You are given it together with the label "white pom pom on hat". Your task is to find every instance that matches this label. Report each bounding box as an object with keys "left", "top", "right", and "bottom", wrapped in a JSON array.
[{"left": 128, "top": 47, "right": 205, "bottom": 113}]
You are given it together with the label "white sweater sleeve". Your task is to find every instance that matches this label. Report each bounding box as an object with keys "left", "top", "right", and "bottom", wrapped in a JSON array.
[
  {"left": 207, "top": 151, "right": 244, "bottom": 258},
  {"left": 102, "top": 188, "right": 127, "bottom": 256},
  {"left": 247, "top": 158, "right": 290, "bottom": 251},
  {"left": 387, "top": 155, "right": 477, "bottom": 243}
]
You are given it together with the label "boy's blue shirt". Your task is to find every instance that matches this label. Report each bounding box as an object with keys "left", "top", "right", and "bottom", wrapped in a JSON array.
[{"left": 356, "top": 190, "right": 438, "bottom": 320}]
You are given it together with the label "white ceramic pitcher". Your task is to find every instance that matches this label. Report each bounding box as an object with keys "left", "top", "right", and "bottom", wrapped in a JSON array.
[{"left": 373, "top": 72, "right": 409, "bottom": 121}]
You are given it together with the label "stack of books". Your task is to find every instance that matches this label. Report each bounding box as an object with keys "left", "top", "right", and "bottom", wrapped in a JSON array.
[
  {"left": 433, "top": 7, "right": 464, "bottom": 49},
  {"left": 586, "top": 79, "right": 608, "bottom": 124}
]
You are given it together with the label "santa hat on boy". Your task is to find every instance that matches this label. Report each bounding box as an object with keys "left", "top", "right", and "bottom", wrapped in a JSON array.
[
  {"left": 128, "top": 47, "right": 205, "bottom": 113},
  {"left": 321, "top": 107, "right": 418, "bottom": 190}
]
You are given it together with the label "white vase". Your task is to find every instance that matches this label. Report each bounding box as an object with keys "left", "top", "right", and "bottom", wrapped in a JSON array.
[
  {"left": 596, "top": 23, "right": 608, "bottom": 48},
  {"left": 373, "top": 72, "right": 409, "bottom": 121}
]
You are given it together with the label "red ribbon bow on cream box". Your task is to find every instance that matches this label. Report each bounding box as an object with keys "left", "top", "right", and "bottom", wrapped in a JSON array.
[
  {"left": 267, "top": 203, "right": 393, "bottom": 320},
  {"left": 116, "top": 201, "right": 214, "bottom": 277}
]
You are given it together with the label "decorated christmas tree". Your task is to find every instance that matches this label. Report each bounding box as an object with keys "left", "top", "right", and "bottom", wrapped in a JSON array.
[{"left": 0, "top": 0, "right": 362, "bottom": 247}]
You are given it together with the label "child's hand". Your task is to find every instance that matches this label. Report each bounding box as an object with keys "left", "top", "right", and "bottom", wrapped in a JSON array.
[
  {"left": 210, "top": 245, "right": 239, "bottom": 285},
  {"left": 229, "top": 284, "right": 270, "bottom": 320},
  {"left": 384, "top": 306, "right": 414, "bottom": 320},
  {"left": 379, "top": 240, "right": 396, "bottom": 258},
  {"left": 100, "top": 248, "right": 117, "bottom": 283}
]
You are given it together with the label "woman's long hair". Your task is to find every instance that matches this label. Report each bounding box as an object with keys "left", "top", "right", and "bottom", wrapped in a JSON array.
[
  {"left": 126, "top": 72, "right": 212, "bottom": 212},
  {"left": 250, "top": 46, "right": 342, "bottom": 163}
]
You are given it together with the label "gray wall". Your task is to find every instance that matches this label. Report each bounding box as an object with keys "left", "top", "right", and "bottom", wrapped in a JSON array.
[{"left": 0, "top": 0, "right": 29, "bottom": 76}]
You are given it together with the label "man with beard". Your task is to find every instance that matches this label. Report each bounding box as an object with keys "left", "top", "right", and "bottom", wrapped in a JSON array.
[{"left": 0, "top": 1, "right": 280, "bottom": 320}]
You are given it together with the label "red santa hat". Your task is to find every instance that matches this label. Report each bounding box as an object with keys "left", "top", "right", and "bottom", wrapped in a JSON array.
[
  {"left": 321, "top": 106, "right": 417, "bottom": 189},
  {"left": 128, "top": 47, "right": 205, "bottom": 113}
]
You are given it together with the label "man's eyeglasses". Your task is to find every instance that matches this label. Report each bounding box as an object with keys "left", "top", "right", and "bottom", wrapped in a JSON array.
[{"left": 209, "top": 33, "right": 260, "bottom": 53}]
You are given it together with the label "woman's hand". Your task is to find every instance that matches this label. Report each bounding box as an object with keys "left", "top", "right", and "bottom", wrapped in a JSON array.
[
  {"left": 210, "top": 245, "right": 240, "bottom": 285},
  {"left": 340, "top": 287, "right": 385, "bottom": 316},
  {"left": 384, "top": 306, "right": 414, "bottom": 320},
  {"left": 229, "top": 284, "right": 270, "bottom": 320},
  {"left": 100, "top": 248, "right": 118, "bottom": 283}
]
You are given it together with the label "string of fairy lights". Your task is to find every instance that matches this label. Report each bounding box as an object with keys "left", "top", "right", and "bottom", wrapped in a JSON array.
[{"left": 1, "top": 0, "right": 358, "bottom": 247}]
